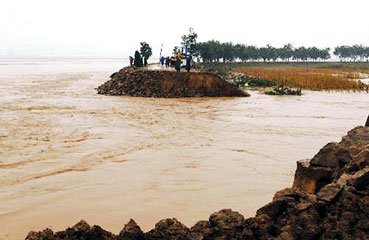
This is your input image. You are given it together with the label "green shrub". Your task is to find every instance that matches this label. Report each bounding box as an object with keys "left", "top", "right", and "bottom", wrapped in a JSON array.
[
  {"left": 265, "top": 84, "right": 302, "bottom": 95},
  {"left": 230, "top": 72, "right": 276, "bottom": 87}
]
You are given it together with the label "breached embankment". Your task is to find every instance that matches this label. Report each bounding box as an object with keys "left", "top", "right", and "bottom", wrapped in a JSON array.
[
  {"left": 96, "top": 66, "right": 249, "bottom": 97},
  {"left": 26, "top": 120, "right": 369, "bottom": 239}
]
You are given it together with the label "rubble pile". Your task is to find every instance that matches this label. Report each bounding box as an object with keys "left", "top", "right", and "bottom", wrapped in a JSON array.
[
  {"left": 26, "top": 123, "right": 369, "bottom": 239},
  {"left": 96, "top": 66, "right": 249, "bottom": 98},
  {"left": 245, "top": 126, "right": 369, "bottom": 239}
]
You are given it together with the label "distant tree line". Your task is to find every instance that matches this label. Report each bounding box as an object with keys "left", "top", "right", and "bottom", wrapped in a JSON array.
[
  {"left": 194, "top": 41, "right": 331, "bottom": 63},
  {"left": 334, "top": 45, "right": 369, "bottom": 62},
  {"left": 193, "top": 41, "right": 369, "bottom": 63}
]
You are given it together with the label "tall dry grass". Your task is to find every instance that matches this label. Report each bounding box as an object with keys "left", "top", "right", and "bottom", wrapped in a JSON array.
[{"left": 233, "top": 67, "right": 368, "bottom": 91}]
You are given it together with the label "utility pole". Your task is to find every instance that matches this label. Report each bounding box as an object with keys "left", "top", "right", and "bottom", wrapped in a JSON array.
[{"left": 159, "top": 43, "right": 163, "bottom": 61}]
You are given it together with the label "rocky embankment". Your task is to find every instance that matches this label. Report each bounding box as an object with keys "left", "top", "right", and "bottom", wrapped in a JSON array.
[
  {"left": 96, "top": 66, "right": 249, "bottom": 97},
  {"left": 26, "top": 119, "right": 369, "bottom": 239}
]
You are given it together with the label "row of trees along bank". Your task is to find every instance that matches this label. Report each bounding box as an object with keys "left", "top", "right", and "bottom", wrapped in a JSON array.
[
  {"left": 334, "top": 45, "right": 369, "bottom": 62},
  {"left": 194, "top": 42, "right": 329, "bottom": 63},
  {"left": 131, "top": 28, "right": 369, "bottom": 65},
  {"left": 193, "top": 41, "right": 369, "bottom": 63}
]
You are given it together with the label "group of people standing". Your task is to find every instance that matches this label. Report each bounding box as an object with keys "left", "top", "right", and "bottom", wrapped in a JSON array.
[
  {"left": 159, "top": 54, "right": 192, "bottom": 73},
  {"left": 129, "top": 53, "right": 193, "bottom": 73},
  {"left": 160, "top": 56, "right": 171, "bottom": 67}
]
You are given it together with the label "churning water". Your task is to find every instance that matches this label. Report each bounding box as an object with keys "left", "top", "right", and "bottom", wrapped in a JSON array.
[{"left": 0, "top": 59, "right": 368, "bottom": 239}]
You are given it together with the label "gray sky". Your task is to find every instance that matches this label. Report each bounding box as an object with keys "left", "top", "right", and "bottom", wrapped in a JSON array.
[{"left": 1, "top": 0, "right": 368, "bottom": 58}]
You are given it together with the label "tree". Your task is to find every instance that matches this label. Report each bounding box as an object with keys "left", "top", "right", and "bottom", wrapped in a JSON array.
[
  {"left": 197, "top": 42, "right": 213, "bottom": 63},
  {"left": 246, "top": 46, "right": 259, "bottom": 62},
  {"left": 181, "top": 27, "right": 198, "bottom": 57},
  {"left": 134, "top": 50, "right": 143, "bottom": 67},
  {"left": 354, "top": 44, "right": 366, "bottom": 61},
  {"left": 221, "top": 42, "right": 235, "bottom": 62},
  {"left": 211, "top": 40, "right": 223, "bottom": 62},
  {"left": 259, "top": 46, "right": 269, "bottom": 62},
  {"left": 195, "top": 40, "right": 221, "bottom": 63},
  {"left": 320, "top": 48, "right": 331, "bottom": 61},
  {"left": 140, "top": 42, "right": 152, "bottom": 66},
  {"left": 365, "top": 47, "right": 369, "bottom": 61},
  {"left": 267, "top": 45, "right": 278, "bottom": 62},
  {"left": 194, "top": 38, "right": 339, "bottom": 63},
  {"left": 293, "top": 47, "right": 309, "bottom": 61},
  {"left": 309, "top": 47, "right": 320, "bottom": 61},
  {"left": 280, "top": 44, "right": 293, "bottom": 62},
  {"left": 235, "top": 44, "right": 249, "bottom": 62},
  {"left": 334, "top": 46, "right": 351, "bottom": 61}
]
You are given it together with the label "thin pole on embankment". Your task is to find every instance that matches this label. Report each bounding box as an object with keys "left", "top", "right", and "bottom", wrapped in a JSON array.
[{"left": 159, "top": 43, "right": 163, "bottom": 60}]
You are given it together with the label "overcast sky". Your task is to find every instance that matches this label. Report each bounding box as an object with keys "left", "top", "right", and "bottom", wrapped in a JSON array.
[{"left": 1, "top": 0, "right": 368, "bottom": 58}]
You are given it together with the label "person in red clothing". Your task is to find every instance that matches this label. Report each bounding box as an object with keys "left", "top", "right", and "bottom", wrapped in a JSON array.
[{"left": 129, "top": 56, "right": 134, "bottom": 66}]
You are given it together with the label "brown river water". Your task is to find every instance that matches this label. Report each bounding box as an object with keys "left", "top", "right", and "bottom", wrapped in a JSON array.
[{"left": 0, "top": 59, "right": 368, "bottom": 239}]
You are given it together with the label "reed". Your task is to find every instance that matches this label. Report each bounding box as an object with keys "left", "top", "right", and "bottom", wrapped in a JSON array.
[{"left": 233, "top": 67, "right": 368, "bottom": 91}]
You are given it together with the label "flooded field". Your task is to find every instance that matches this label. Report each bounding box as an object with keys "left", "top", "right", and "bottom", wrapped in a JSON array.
[{"left": 0, "top": 59, "right": 368, "bottom": 240}]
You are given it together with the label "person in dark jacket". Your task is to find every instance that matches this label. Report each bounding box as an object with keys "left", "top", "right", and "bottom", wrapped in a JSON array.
[
  {"left": 185, "top": 55, "right": 192, "bottom": 72},
  {"left": 175, "top": 56, "right": 181, "bottom": 72},
  {"left": 160, "top": 56, "right": 165, "bottom": 66}
]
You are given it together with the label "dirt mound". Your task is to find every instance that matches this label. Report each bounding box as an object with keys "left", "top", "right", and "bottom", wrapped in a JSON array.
[
  {"left": 96, "top": 66, "right": 249, "bottom": 98},
  {"left": 26, "top": 124, "right": 369, "bottom": 239}
]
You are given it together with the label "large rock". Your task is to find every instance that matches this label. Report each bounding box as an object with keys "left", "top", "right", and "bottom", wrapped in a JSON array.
[
  {"left": 310, "top": 142, "right": 352, "bottom": 168},
  {"left": 292, "top": 159, "right": 333, "bottom": 194},
  {"left": 209, "top": 209, "right": 244, "bottom": 230},
  {"left": 342, "top": 148, "right": 369, "bottom": 174},
  {"left": 293, "top": 126, "right": 369, "bottom": 194},
  {"left": 316, "top": 183, "right": 343, "bottom": 202},
  {"left": 145, "top": 218, "right": 190, "bottom": 240},
  {"left": 26, "top": 220, "right": 116, "bottom": 240},
  {"left": 340, "top": 126, "right": 369, "bottom": 150},
  {"left": 118, "top": 219, "right": 144, "bottom": 240},
  {"left": 25, "top": 229, "right": 54, "bottom": 240},
  {"left": 96, "top": 67, "right": 249, "bottom": 98},
  {"left": 351, "top": 167, "right": 369, "bottom": 191}
]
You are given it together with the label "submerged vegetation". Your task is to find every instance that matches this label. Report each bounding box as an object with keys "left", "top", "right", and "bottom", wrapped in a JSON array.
[
  {"left": 233, "top": 66, "right": 369, "bottom": 91},
  {"left": 203, "top": 62, "right": 368, "bottom": 92},
  {"left": 265, "top": 84, "right": 302, "bottom": 96},
  {"left": 229, "top": 72, "right": 275, "bottom": 87}
]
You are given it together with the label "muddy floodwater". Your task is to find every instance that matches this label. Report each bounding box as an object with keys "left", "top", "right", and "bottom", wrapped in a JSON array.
[{"left": 0, "top": 59, "right": 368, "bottom": 239}]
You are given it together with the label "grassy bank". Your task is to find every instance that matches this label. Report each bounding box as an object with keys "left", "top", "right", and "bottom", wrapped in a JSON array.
[
  {"left": 234, "top": 67, "right": 367, "bottom": 91},
  {"left": 201, "top": 62, "right": 369, "bottom": 91}
]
